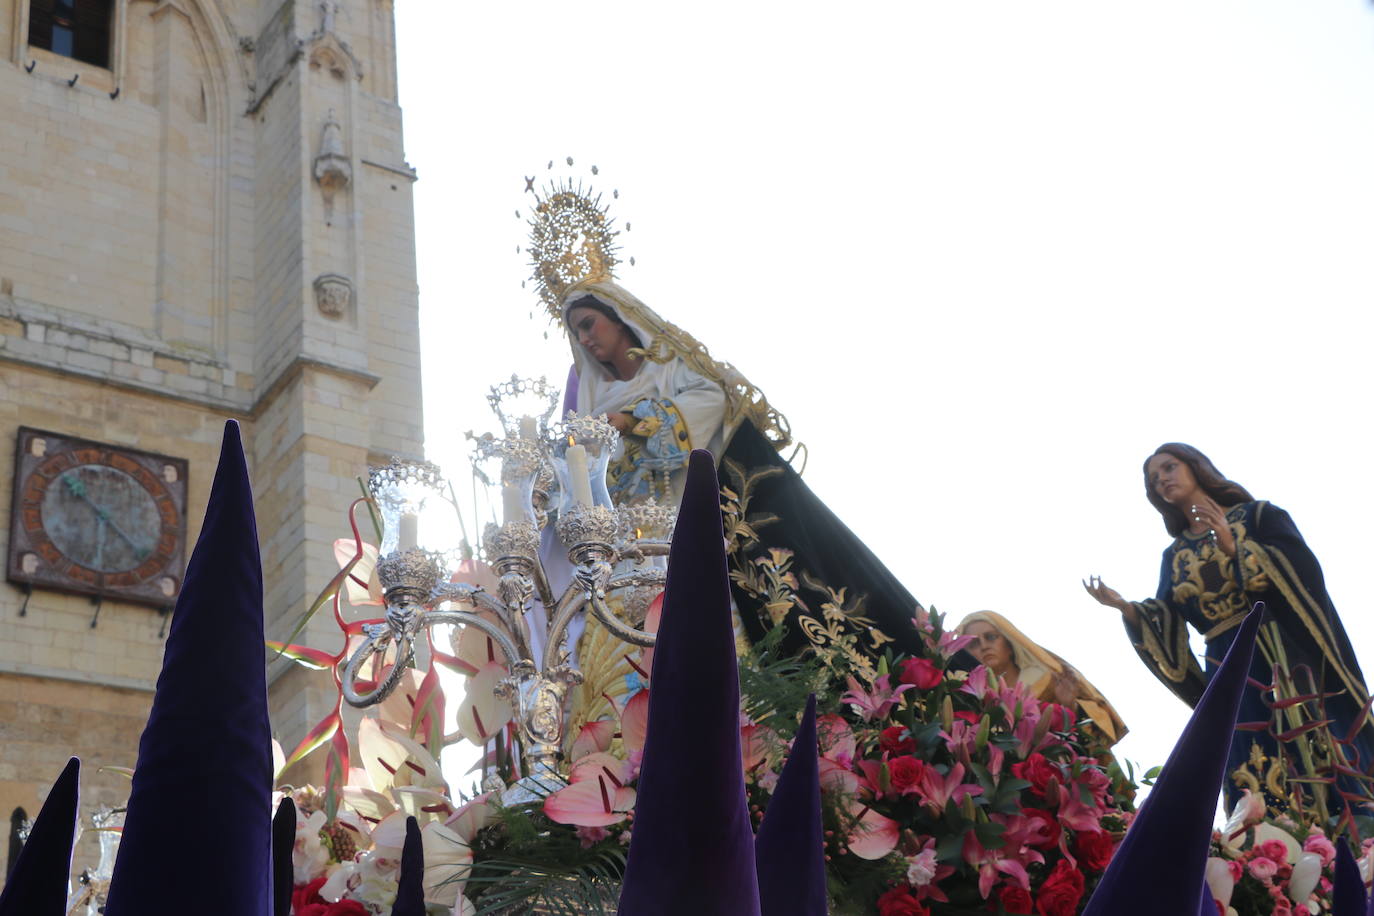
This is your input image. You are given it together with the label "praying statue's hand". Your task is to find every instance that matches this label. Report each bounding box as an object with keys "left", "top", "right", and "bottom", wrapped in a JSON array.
[
  {"left": 607, "top": 411, "right": 636, "bottom": 434},
  {"left": 1083, "top": 576, "right": 1139, "bottom": 626}
]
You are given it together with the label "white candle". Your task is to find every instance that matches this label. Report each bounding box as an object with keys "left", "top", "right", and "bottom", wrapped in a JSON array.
[
  {"left": 502, "top": 484, "right": 525, "bottom": 525},
  {"left": 565, "top": 444, "right": 593, "bottom": 507},
  {"left": 518, "top": 416, "right": 538, "bottom": 440},
  {"left": 398, "top": 513, "right": 419, "bottom": 551}
]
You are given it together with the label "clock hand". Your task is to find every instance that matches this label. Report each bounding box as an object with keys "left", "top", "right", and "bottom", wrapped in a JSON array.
[
  {"left": 100, "top": 514, "right": 152, "bottom": 561},
  {"left": 60, "top": 473, "right": 152, "bottom": 560}
]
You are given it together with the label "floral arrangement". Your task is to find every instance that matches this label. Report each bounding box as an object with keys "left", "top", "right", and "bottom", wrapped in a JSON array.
[
  {"left": 258, "top": 509, "right": 1147, "bottom": 915},
  {"left": 801, "top": 606, "right": 1137, "bottom": 915},
  {"left": 1204, "top": 789, "right": 1374, "bottom": 916}
]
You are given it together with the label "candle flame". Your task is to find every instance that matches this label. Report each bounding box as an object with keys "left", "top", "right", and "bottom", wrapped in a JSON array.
[
  {"left": 567, "top": 435, "right": 575, "bottom": 446},
  {"left": 634, "top": 527, "right": 643, "bottom": 540}
]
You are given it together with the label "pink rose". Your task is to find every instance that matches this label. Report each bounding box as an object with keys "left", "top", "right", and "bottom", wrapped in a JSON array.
[
  {"left": 1247, "top": 856, "right": 1280, "bottom": 881},
  {"left": 1256, "top": 839, "right": 1289, "bottom": 864},
  {"left": 898, "top": 657, "right": 943, "bottom": 690},
  {"left": 1303, "top": 833, "right": 1336, "bottom": 867}
]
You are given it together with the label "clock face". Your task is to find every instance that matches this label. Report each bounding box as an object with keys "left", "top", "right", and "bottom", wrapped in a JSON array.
[{"left": 7, "top": 428, "right": 188, "bottom": 606}]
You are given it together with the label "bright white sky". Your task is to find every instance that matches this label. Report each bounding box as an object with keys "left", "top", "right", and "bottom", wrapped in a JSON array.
[{"left": 395, "top": 1, "right": 1374, "bottom": 800}]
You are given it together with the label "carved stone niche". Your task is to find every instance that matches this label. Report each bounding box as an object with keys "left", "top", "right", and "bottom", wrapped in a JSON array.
[
  {"left": 315, "top": 111, "right": 351, "bottom": 188},
  {"left": 313, "top": 273, "right": 353, "bottom": 320}
]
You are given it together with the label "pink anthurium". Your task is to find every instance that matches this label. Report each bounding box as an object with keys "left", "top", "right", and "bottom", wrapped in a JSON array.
[
  {"left": 740, "top": 721, "right": 778, "bottom": 775},
  {"left": 636, "top": 591, "right": 664, "bottom": 675},
  {"left": 455, "top": 661, "right": 514, "bottom": 745},
  {"left": 819, "top": 757, "right": 860, "bottom": 796},
  {"left": 619, "top": 689, "right": 650, "bottom": 757},
  {"left": 817, "top": 713, "right": 856, "bottom": 767},
  {"left": 333, "top": 537, "right": 383, "bottom": 606},
  {"left": 568, "top": 752, "right": 633, "bottom": 786},
  {"left": 570, "top": 720, "right": 616, "bottom": 761},
  {"left": 845, "top": 801, "right": 900, "bottom": 859},
  {"left": 544, "top": 772, "right": 637, "bottom": 827}
]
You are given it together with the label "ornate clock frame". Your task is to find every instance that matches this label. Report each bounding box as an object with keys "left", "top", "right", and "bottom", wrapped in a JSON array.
[{"left": 7, "top": 427, "right": 189, "bottom": 608}]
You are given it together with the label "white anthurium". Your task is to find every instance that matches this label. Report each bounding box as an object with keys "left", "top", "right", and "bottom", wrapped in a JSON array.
[
  {"left": 1288, "top": 852, "right": 1323, "bottom": 903},
  {"left": 454, "top": 611, "right": 507, "bottom": 674},
  {"left": 392, "top": 785, "right": 455, "bottom": 823},
  {"left": 1362, "top": 849, "right": 1374, "bottom": 884},
  {"left": 1252, "top": 823, "right": 1301, "bottom": 864},
  {"left": 444, "top": 792, "right": 498, "bottom": 845},
  {"left": 379, "top": 668, "right": 428, "bottom": 731},
  {"left": 1220, "top": 789, "right": 1265, "bottom": 847},
  {"left": 1204, "top": 857, "right": 1235, "bottom": 907},
  {"left": 421, "top": 819, "right": 474, "bottom": 908},
  {"left": 333, "top": 808, "right": 373, "bottom": 842},
  {"left": 271, "top": 739, "right": 286, "bottom": 782},
  {"left": 456, "top": 661, "right": 514, "bottom": 745},
  {"left": 357, "top": 717, "right": 448, "bottom": 794},
  {"left": 340, "top": 784, "right": 398, "bottom": 824},
  {"left": 334, "top": 538, "right": 384, "bottom": 605}
]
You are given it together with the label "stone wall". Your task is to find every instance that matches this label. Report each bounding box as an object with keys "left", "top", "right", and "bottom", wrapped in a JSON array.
[{"left": 0, "top": 0, "right": 423, "bottom": 881}]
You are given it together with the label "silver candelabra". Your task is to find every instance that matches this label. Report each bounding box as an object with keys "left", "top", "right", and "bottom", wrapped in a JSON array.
[{"left": 339, "top": 406, "right": 675, "bottom": 802}]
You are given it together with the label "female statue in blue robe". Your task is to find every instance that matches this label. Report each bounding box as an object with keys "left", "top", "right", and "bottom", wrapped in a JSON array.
[{"left": 1084, "top": 443, "right": 1373, "bottom": 806}]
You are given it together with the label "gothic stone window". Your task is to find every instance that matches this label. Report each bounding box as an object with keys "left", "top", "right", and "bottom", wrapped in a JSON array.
[{"left": 28, "top": 0, "right": 113, "bottom": 68}]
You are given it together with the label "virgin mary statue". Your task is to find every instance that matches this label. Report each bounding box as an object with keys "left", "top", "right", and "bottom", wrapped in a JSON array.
[{"left": 527, "top": 176, "right": 923, "bottom": 662}]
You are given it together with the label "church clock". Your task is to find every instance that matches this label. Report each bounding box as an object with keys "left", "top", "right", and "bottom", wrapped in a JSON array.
[{"left": 7, "top": 428, "right": 189, "bottom": 607}]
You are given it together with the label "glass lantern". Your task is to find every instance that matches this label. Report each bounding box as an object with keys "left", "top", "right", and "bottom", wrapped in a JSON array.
[{"left": 367, "top": 459, "right": 449, "bottom": 556}]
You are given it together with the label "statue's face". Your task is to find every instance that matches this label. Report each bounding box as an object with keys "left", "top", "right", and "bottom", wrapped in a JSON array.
[
  {"left": 1146, "top": 452, "right": 1199, "bottom": 507},
  {"left": 963, "top": 621, "right": 1014, "bottom": 676},
  {"left": 568, "top": 306, "right": 632, "bottom": 364}
]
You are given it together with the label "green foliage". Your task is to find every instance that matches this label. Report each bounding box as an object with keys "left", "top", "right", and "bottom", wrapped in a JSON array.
[
  {"left": 465, "top": 806, "right": 626, "bottom": 915},
  {"left": 738, "top": 623, "right": 835, "bottom": 736}
]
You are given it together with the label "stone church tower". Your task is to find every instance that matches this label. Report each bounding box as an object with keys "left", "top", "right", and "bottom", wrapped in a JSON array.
[{"left": 0, "top": 0, "right": 422, "bottom": 877}]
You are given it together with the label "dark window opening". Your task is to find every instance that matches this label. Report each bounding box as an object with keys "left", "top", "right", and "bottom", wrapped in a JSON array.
[{"left": 28, "top": 0, "right": 113, "bottom": 69}]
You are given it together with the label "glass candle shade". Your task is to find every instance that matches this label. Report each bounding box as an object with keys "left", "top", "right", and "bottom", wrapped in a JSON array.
[
  {"left": 367, "top": 459, "right": 448, "bottom": 556},
  {"left": 552, "top": 414, "right": 618, "bottom": 513}
]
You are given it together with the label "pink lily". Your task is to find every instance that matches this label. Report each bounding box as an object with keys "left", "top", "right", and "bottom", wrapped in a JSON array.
[
  {"left": 962, "top": 828, "right": 1036, "bottom": 899},
  {"left": 914, "top": 762, "right": 982, "bottom": 813},
  {"left": 841, "top": 674, "right": 914, "bottom": 722},
  {"left": 1055, "top": 781, "right": 1105, "bottom": 832}
]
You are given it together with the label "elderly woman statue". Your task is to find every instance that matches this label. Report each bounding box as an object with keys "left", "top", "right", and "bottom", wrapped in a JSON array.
[
  {"left": 1083, "top": 443, "right": 1373, "bottom": 801},
  {"left": 957, "top": 611, "right": 1127, "bottom": 747}
]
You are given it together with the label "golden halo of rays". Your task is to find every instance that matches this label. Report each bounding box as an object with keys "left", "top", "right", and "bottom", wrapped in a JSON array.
[{"left": 524, "top": 173, "right": 625, "bottom": 323}]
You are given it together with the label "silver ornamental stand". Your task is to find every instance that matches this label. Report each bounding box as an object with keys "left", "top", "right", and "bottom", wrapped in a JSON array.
[{"left": 340, "top": 413, "right": 675, "bottom": 804}]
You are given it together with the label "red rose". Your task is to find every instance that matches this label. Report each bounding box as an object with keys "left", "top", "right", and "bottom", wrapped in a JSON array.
[
  {"left": 880, "top": 725, "right": 916, "bottom": 756},
  {"left": 326, "top": 903, "right": 369, "bottom": 916},
  {"left": 898, "top": 658, "right": 944, "bottom": 690},
  {"left": 1035, "top": 859, "right": 1085, "bottom": 916},
  {"left": 297, "top": 906, "right": 329, "bottom": 916},
  {"left": 888, "top": 757, "right": 922, "bottom": 794},
  {"left": 292, "top": 878, "right": 327, "bottom": 911},
  {"left": 1073, "top": 829, "right": 1115, "bottom": 872},
  {"left": 1021, "top": 807, "right": 1061, "bottom": 851},
  {"left": 877, "top": 886, "right": 930, "bottom": 916},
  {"left": 953, "top": 710, "right": 980, "bottom": 725},
  {"left": 999, "top": 884, "right": 1035, "bottom": 914},
  {"left": 1012, "top": 753, "right": 1059, "bottom": 797}
]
